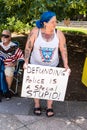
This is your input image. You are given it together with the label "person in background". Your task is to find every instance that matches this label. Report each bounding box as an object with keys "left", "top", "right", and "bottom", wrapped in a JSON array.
[
  {"left": 24, "top": 11, "right": 71, "bottom": 117},
  {"left": 0, "top": 30, "right": 24, "bottom": 100}
]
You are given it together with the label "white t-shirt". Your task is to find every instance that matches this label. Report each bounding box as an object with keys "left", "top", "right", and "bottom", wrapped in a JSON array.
[
  {"left": 30, "top": 29, "right": 59, "bottom": 67},
  {"left": 0, "top": 41, "right": 16, "bottom": 50}
]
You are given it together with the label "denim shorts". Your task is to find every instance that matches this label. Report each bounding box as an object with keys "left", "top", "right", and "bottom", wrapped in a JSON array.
[{"left": 4, "top": 66, "right": 15, "bottom": 77}]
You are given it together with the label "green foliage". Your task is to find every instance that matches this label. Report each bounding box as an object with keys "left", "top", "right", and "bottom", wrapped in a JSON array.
[
  {"left": 0, "top": 0, "right": 87, "bottom": 33},
  {"left": 0, "top": 16, "right": 31, "bottom": 33},
  {"left": 63, "top": 30, "right": 86, "bottom": 35},
  {"left": 58, "top": 27, "right": 87, "bottom": 35}
]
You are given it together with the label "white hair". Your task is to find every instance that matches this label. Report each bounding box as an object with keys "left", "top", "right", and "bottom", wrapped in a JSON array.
[{"left": 2, "top": 30, "right": 11, "bottom": 36}]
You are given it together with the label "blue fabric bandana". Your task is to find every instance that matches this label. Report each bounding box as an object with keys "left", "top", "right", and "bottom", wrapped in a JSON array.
[{"left": 36, "top": 11, "right": 56, "bottom": 28}]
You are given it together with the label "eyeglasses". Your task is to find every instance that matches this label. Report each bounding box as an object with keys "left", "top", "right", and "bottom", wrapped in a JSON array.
[{"left": 1, "top": 34, "right": 10, "bottom": 38}]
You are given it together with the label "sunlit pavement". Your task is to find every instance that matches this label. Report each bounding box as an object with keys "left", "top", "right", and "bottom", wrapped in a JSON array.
[{"left": 0, "top": 97, "right": 87, "bottom": 130}]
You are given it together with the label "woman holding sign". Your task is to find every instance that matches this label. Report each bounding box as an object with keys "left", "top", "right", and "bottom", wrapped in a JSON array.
[{"left": 24, "top": 11, "right": 70, "bottom": 117}]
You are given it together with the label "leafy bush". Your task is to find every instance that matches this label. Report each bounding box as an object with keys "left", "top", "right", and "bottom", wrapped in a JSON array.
[
  {"left": 0, "top": 17, "right": 31, "bottom": 34},
  {"left": 57, "top": 27, "right": 87, "bottom": 35},
  {"left": 62, "top": 30, "right": 86, "bottom": 35},
  {"left": 0, "top": 24, "right": 8, "bottom": 35}
]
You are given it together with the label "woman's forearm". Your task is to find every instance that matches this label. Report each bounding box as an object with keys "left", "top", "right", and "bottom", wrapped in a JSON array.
[
  {"left": 24, "top": 49, "right": 30, "bottom": 63},
  {"left": 60, "top": 43, "right": 68, "bottom": 68}
]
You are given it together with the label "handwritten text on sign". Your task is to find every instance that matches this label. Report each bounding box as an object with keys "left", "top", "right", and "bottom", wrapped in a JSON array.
[{"left": 21, "top": 64, "right": 70, "bottom": 101}]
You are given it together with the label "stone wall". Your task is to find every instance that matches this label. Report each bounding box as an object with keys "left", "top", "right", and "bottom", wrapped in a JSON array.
[{"left": 58, "top": 20, "right": 87, "bottom": 28}]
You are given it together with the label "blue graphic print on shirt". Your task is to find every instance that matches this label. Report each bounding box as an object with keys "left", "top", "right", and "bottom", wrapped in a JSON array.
[{"left": 39, "top": 47, "right": 55, "bottom": 63}]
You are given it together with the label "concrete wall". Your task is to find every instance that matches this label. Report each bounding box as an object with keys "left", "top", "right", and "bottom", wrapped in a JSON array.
[{"left": 58, "top": 21, "right": 87, "bottom": 28}]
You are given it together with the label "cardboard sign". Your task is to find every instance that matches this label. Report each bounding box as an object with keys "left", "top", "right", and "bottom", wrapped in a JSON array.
[{"left": 21, "top": 64, "right": 70, "bottom": 101}]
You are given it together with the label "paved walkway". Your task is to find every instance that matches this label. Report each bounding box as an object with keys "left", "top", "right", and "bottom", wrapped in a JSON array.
[{"left": 0, "top": 97, "right": 87, "bottom": 130}]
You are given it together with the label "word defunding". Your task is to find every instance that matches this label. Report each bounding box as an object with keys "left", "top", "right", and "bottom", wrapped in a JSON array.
[
  {"left": 27, "top": 65, "right": 66, "bottom": 76},
  {"left": 21, "top": 64, "right": 69, "bottom": 101}
]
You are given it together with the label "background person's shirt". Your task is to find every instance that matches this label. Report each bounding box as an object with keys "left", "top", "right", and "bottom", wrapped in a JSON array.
[{"left": 0, "top": 41, "right": 24, "bottom": 65}]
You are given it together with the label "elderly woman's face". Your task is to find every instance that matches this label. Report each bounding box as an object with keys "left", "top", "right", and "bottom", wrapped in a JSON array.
[
  {"left": 45, "top": 16, "right": 57, "bottom": 30},
  {"left": 1, "top": 31, "right": 11, "bottom": 43}
]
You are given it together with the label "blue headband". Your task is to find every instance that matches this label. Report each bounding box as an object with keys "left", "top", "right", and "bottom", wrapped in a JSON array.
[{"left": 36, "top": 11, "right": 56, "bottom": 28}]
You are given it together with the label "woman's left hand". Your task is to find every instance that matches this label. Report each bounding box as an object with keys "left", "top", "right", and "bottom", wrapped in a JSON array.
[{"left": 64, "top": 65, "right": 71, "bottom": 75}]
